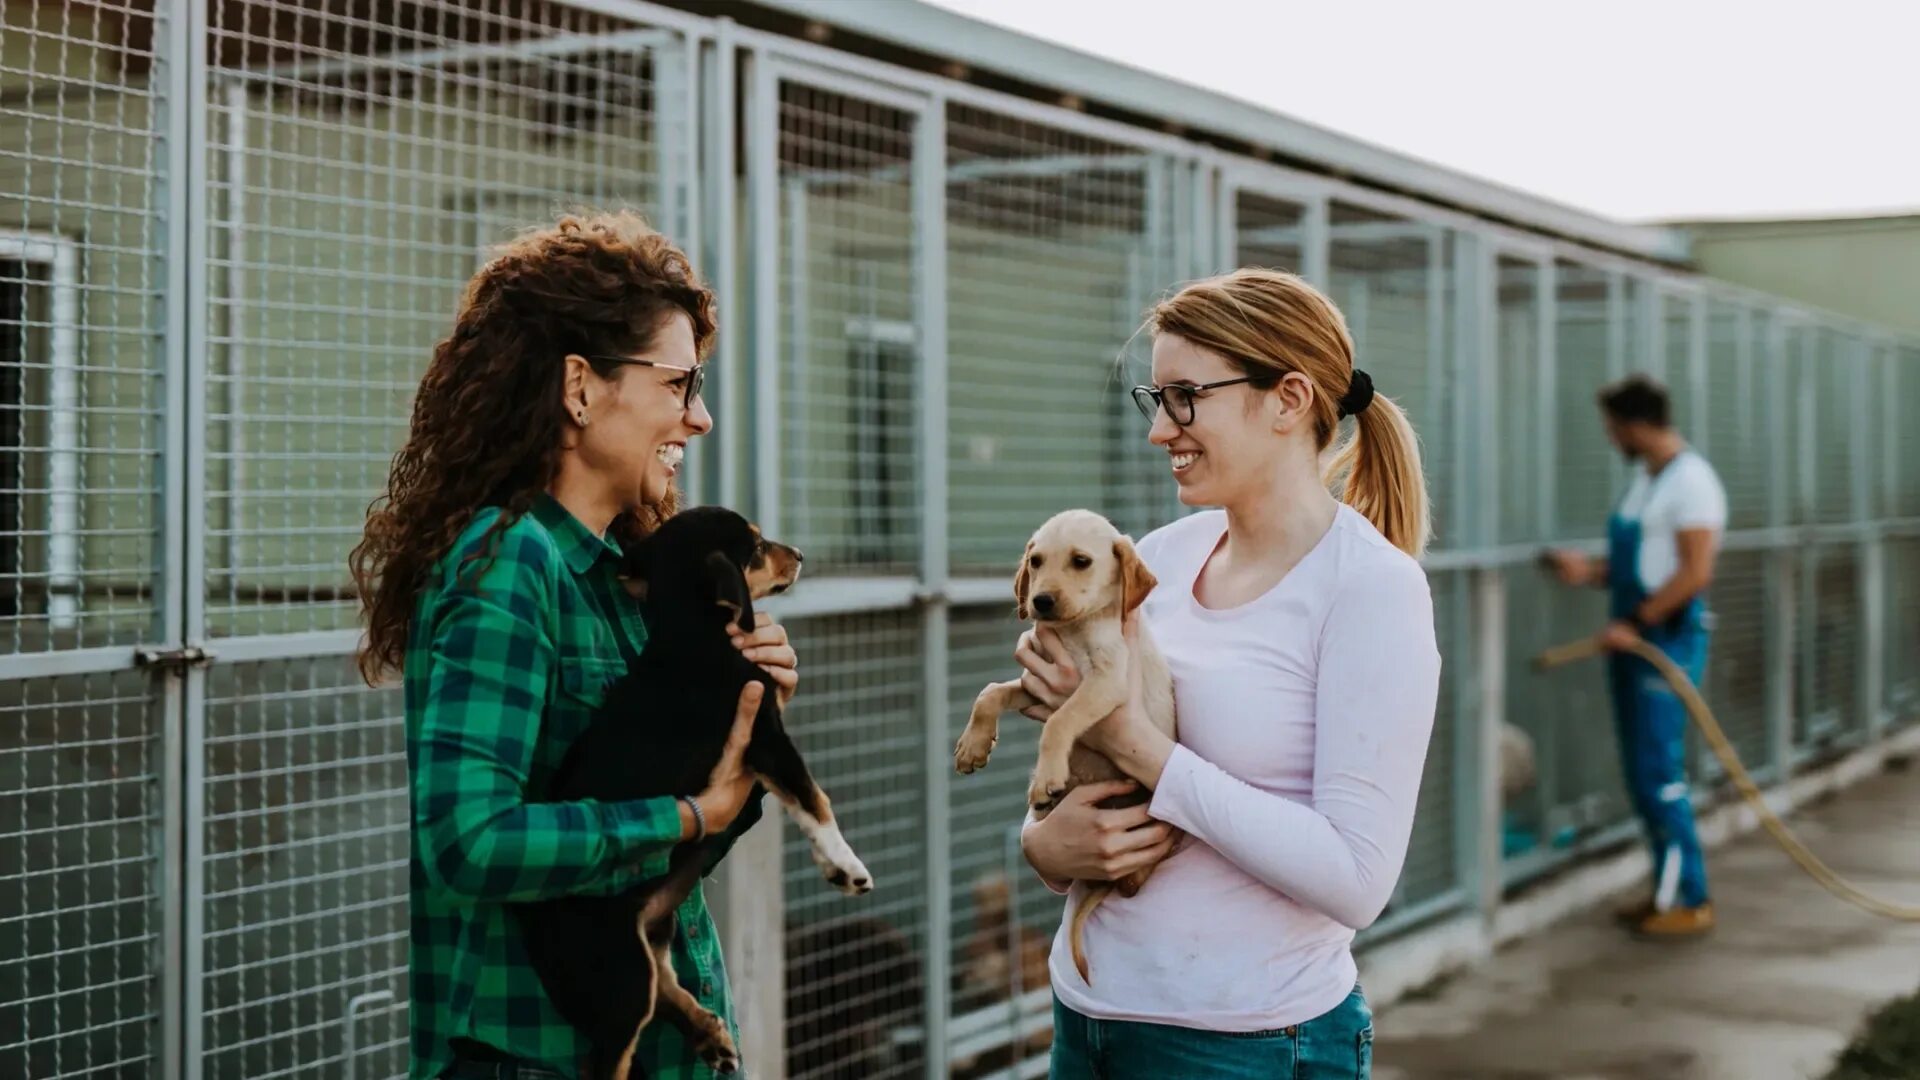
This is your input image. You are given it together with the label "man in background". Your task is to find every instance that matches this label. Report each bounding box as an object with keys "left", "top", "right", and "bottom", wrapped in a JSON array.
[{"left": 1544, "top": 374, "right": 1727, "bottom": 939}]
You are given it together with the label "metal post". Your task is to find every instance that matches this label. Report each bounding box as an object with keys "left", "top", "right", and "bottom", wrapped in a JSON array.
[
  {"left": 1863, "top": 534, "right": 1887, "bottom": 741},
  {"left": 1301, "top": 196, "right": 1330, "bottom": 287},
  {"left": 1189, "top": 160, "right": 1216, "bottom": 276},
  {"left": 1688, "top": 293, "right": 1708, "bottom": 449},
  {"left": 677, "top": 29, "right": 704, "bottom": 267},
  {"left": 1639, "top": 284, "right": 1662, "bottom": 382},
  {"left": 1765, "top": 318, "right": 1795, "bottom": 776},
  {"left": 654, "top": 35, "right": 688, "bottom": 258},
  {"left": 1854, "top": 339, "right": 1884, "bottom": 740},
  {"left": 158, "top": 0, "right": 212, "bottom": 1072},
  {"left": 717, "top": 39, "right": 791, "bottom": 1080},
  {"left": 1215, "top": 176, "right": 1238, "bottom": 271},
  {"left": 155, "top": 0, "right": 199, "bottom": 1074},
  {"left": 747, "top": 50, "right": 781, "bottom": 534},
  {"left": 1536, "top": 260, "right": 1556, "bottom": 539},
  {"left": 218, "top": 82, "right": 248, "bottom": 573},
  {"left": 913, "top": 93, "right": 953, "bottom": 1080},
  {"left": 1448, "top": 233, "right": 1481, "bottom": 551},
  {"left": 703, "top": 22, "right": 739, "bottom": 509},
  {"left": 1882, "top": 343, "right": 1900, "bottom": 529},
  {"left": 720, "top": 812, "right": 785, "bottom": 1077},
  {"left": 1470, "top": 568, "right": 1507, "bottom": 922}
]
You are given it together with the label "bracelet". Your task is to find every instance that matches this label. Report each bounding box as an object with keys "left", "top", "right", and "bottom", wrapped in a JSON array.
[{"left": 680, "top": 795, "right": 707, "bottom": 842}]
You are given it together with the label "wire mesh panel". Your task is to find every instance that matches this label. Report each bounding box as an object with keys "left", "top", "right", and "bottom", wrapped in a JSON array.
[
  {"left": 1797, "top": 544, "right": 1862, "bottom": 752},
  {"left": 1696, "top": 550, "right": 1773, "bottom": 781},
  {"left": 202, "top": 0, "right": 679, "bottom": 636},
  {"left": 774, "top": 82, "right": 919, "bottom": 573},
  {"left": 946, "top": 105, "right": 1181, "bottom": 568},
  {"left": 1553, "top": 263, "right": 1615, "bottom": 538},
  {"left": 1888, "top": 537, "right": 1920, "bottom": 724},
  {"left": 1808, "top": 328, "right": 1856, "bottom": 526},
  {"left": 779, "top": 610, "right": 927, "bottom": 1080},
  {"left": 0, "top": 669, "right": 161, "bottom": 1079},
  {"left": 1660, "top": 292, "right": 1694, "bottom": 432},
  {"left": 1782, "top": 322, "right": 1815, "bottom": 526},
  {"left": 1501, "top": 568, "right": 1629, "bottom": 873},
  {"left": 945, "top": 604, "right": 1053, "bottom": 1079},
  {"left": 1, "top": 0, "right": 168, "bottom": 651},
  {"left": 197, "top": 659, "right": 406, "bottom": 1080},
  {"left": 1494, "top": 255, "right": 1547, "bottom": 546},
  {"left": 1234, "top": 190, "right": 1304, "bottom": 274},
  {"left": 1704, "top": 301, "right": 1769, "bottom": 530},
  {"left": 1324, "top": 207, "right": 1455, "bottom": 548},
  {"left": 1898, "top": 348, "right": 1920, "bottom": 518}
]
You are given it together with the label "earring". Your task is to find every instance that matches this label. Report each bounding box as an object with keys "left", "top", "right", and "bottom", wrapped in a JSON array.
[{"left": 576, "top": 411, "right": 589, "bottom": 427}]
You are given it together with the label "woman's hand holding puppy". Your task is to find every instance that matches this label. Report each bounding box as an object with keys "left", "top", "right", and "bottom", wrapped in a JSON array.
[
  {"left": 1021, "top": 780, "right": 1174, "bottom": 885},
  {"left": 689, "top": 682, "right": 766, "bottom": 840},
  {"left": 683, "top": 617, "right": 797, "bottom": 842},
  {"left": 1014, "top": 617, "right": 1177, "bottom": 884},
  {"left": 732, "top": 612, "right": 798, "bottom": 708}
]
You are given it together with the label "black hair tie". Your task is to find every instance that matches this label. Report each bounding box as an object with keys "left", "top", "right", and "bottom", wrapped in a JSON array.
[{"left": 1338, "top": 368, "right": 1375, "bottom": 419}]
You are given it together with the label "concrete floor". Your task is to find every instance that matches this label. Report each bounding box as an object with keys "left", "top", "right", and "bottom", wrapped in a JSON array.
[{"left": 1374, "top": 762, "right": 1920, "bottom": 1080}]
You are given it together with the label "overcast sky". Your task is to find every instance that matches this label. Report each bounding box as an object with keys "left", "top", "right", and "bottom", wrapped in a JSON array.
[{"left": 922, "top": 0, "right": 1918, "bottom": 224}]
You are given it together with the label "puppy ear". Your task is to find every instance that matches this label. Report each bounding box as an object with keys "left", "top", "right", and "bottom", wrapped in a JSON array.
[
  {"left": 1013, "top": 543, "right": 1034, "bottom": 622},
  {"left": 1114, "top": 537, "right": 1156, "bottom": 615},
  {"left": 704, "top": 551, "right": 748, "bottom": 623}
]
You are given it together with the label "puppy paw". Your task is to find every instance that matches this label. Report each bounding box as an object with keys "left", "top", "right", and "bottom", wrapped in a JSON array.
[
  {"left": 694, "top": 1023, "right": 741, "bottom": 1073},
  {"left": 810, "top": 827, "right": 874, "bottom": 895},
  {"left": 953, "top": 727, "right": 998, "bottom": 774},
  {"left": 1027, "top": 762, "right": 1070, "bottom": 813},
  {"left": 823, "top": 850, "right": 874, "bottom": 896}
]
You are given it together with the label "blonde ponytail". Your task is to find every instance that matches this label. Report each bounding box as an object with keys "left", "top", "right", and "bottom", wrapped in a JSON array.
[
  {"left": 1148, "top": 268, "right": 1432, "bottom": 558},
  {"left": 1325, "top": 389, "right": 1431, "bottom": 559}
]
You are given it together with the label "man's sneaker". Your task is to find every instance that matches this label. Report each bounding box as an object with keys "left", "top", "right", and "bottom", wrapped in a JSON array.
[
  {"left": 1633, "top": 903, "right": 1716, "bottom": 939},
  {"left": 1612, "top": 894, "right": 1657, "bottom": 926}
]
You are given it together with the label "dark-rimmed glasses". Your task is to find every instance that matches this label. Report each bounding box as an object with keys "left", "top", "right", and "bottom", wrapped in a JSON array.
[
  {"left": 584, "top": 354, "right": 707, "bottom": 410},
  {"left": 1130, "top": 376, "right": 1263, "bottom": 426}
]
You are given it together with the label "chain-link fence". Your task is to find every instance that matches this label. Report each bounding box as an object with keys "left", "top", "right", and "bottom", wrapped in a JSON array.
[{"left": 3, "top": 2, "right": 1916, "bottom": 1078}]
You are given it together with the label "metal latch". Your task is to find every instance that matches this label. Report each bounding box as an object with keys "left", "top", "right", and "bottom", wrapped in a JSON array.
[{"left": 134, "top": 644, "right": 216, "bottom": 670}]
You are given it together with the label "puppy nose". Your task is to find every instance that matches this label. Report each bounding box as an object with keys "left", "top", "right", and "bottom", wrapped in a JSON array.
[
  {"left": 792, "top": 547, "right": 804, "bottom": 564},
  {"left": 1031, "top": 593, "right": 1056, "bottom": 616}
]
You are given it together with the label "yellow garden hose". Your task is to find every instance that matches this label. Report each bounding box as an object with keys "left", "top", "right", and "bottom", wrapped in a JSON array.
[{"left": 1533, "top": 635, "right": 1920, "bottom": 921}]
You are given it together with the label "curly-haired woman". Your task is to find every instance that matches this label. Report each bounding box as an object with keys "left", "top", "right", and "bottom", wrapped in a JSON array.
[{"left": 351, "top": 212, "right": 793, "bottom": 1080}]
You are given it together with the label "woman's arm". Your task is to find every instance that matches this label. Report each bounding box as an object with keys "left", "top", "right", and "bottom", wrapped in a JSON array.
[
  {"left": 412, "top": 577, "right": 695, "bottom": 904},
  {"left": 1149, "top": 568, "right": 1439, "bottom": 929},
  {"left": 411, "top": 534, "right": 762, "bottom": 904}
]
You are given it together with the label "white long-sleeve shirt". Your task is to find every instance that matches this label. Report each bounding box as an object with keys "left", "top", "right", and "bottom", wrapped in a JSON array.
[{"left": 1048, "top": 505, "right": 1441, "bottom": 1031}]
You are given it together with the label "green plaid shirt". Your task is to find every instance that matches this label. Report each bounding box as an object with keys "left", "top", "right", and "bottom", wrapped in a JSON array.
[{"left": 406, "top": 494, "right": 763, "bottom": 1079}]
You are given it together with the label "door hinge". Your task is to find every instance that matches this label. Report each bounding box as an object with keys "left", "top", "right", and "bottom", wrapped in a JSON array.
[{"left": 134, "top": 644, "right": 216, "bottom": 671}]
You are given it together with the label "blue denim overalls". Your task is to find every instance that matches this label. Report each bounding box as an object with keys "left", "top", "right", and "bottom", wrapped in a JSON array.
[{"left": 1606, "top": 459, "right": 1712, "bottom": 910}]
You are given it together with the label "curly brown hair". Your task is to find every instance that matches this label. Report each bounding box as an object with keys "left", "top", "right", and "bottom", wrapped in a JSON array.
[{"left": 349, "top": 211, "right": 717, "bottom": 685}]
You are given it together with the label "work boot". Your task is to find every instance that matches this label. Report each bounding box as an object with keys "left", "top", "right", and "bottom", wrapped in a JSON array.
[
  {"left": 1632, "top": 903, "right": 1715, "bottom": 939},
  {"left": 1612, "top": 894, "right": 1657, "bottom": 926}
]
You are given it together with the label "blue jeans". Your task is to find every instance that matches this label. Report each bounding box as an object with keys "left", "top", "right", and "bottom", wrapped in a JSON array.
[
  {"left": 1608, "top": 622, "right": 1712, "bottom": 908},
  {"left": 1050, "top": 985, "right": 1374, "bottom": 1079}
]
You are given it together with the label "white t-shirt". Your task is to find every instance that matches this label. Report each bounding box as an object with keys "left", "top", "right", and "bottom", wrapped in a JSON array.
[
  {"left": 1048, "top": 505, "right": 1441, "bottom": 1032},
  {"left": 1616, "top": 450, "right": 1727, "bottom": 594}
]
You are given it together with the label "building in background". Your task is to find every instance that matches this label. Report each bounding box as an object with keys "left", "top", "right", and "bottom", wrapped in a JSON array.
[{"left": 1670, "top": 212, "right": 1920, "bottom": 338}]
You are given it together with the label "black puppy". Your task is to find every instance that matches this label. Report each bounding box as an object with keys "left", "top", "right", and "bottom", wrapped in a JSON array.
[{"left": 516, "top": 506, "right": 873, "bottom": 1080}]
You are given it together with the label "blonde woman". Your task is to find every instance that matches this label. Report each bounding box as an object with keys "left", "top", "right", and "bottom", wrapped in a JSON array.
[{"left": 1015, "top": 270, "right": 1441, "bottom": 1078}]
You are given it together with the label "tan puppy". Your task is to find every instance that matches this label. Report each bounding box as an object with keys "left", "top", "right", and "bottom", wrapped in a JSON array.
[{"left": 953, "top": 509, "right": 1179, "bottom": 983}]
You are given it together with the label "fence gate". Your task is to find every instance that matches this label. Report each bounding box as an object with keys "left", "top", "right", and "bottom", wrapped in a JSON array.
[{"left": 2, "top": 1, "right": 700, "bottom": 1076}]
